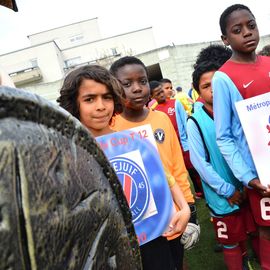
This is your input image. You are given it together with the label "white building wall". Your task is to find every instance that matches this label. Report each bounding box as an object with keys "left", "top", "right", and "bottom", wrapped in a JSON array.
[
  {"left": 23, "top": 78, "right": 63, "bottom": 102},
  {"left": 0, "top": 42, "right": 64, "bottom": 83},
  {"left": 28, "top": 18, "right": 101, "bottom": 49},
  {"left": 62, "top": 28, "right": 156, "bottom": 66},
  {"left": 32, "top": 43, "right": 64, "bottom": 82},
  {"left": 0, "top": 26, "right": 156, "bottom": 90}
]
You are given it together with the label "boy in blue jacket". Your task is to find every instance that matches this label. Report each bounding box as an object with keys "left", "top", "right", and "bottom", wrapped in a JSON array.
[{"left": 187, "top": 45, "right": 256, "bottom": 269}]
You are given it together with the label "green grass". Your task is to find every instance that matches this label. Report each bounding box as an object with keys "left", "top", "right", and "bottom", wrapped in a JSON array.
[{"left": 184, "top": 198, "right": 261, "bottom": 270}]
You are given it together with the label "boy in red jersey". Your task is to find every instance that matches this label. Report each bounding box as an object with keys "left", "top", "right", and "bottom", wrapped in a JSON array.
[
  {"left": 149, "top": 80, "right": 203, "bottom": 198},
  {"left": 149, "top": 81, "right": 185, "bottom": 142},
  {"left": 212, "top": 4, "right": 270, "bottom": 269}
]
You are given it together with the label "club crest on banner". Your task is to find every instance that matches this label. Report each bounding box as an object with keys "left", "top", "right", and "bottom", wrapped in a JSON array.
[{"left": 110, "top": 156, "right": 150, "bottom": 223}]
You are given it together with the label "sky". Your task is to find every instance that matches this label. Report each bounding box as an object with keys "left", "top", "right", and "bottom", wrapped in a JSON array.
[{"left": 0, "top": 0, "right": 270, "bottom": 55}]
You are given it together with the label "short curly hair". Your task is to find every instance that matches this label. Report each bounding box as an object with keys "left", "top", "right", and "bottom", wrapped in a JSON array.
[
  {"left": 57, "top": 65, "right": 123, "bottom": 121},
  {"left": 258, "top": 45, "right": 270, "bottom": 56},
  {"left": 194, "top": 44, "right": 232, "bottom": 69},
  {"left": 149, "top": 80, "right": 161, "bottom": 95},
  {"left": 192, "top": 61, "right": 220, "bottom": 94},
  {"left": 110, "top": 56, "right": 148, "bottom": 77}
]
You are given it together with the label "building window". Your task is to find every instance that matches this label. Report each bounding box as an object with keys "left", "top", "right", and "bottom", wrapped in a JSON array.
[
  {"left": 69, "top": 34, "right": 84, "bottom": 43},
  {"left": 30, "top": 58, "right": 38, "bottom": 67},
  {"left": 111, "top": 48, "right": 118, "bottom": 56},
  {"left": 65, "top": 57, "right": 81, "bottom": 68}
]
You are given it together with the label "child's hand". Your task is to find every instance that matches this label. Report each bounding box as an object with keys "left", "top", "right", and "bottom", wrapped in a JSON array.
[
  {"left": 162, "top": 207, "right": 190, "bottom": 237},
  {"left": 248, "top": 178, "right": 270, "bottom": 197},
  {"left": 227, "top": 189, "right": 243, "bottom": 206}
]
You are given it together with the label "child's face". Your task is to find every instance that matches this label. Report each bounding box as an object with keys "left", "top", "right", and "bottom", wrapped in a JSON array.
[
  {"left": 77, "top": 79, "right": 114, "bottom": 136},
  {"left": 152, "top": 85, "right": 166, "bottom": 104},
  {"left": 222, "top": 9, "right": 259, "bottom": 54},
  {"left": 115, "top": 64, "right": 150, "bottom": 111},
  {"left": 161, "top": 82, "right": 173, "bottom": 99},
  {"left": 198, "top": 71, "right": 215, "bottom": 106}
]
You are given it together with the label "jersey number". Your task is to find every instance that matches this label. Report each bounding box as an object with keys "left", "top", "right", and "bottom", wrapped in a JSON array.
[
  {"left": 261, "top": 198, "right": 270, "bottom": 220},
  {"left": 217, "top": 221, "right": 228, "bottom": 239}
]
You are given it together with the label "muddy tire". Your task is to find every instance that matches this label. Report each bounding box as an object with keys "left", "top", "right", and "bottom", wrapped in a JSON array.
[{"left": 0, "top": 86, "right": 141, "bottom": 270}]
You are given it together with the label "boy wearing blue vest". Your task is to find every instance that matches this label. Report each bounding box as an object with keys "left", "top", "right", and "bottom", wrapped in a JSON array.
[{"left": 187, "top": 47, "right": 256, "bottom": 269}]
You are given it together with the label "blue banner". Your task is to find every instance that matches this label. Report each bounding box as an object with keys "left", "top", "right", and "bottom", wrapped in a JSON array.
[{"left": 96, "top": 124, "right": 174, "bottom": 245}]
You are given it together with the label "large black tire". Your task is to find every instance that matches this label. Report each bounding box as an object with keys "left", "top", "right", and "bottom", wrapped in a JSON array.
[{"left": 0, "top": 86, "right": 141, "bottom": 270}]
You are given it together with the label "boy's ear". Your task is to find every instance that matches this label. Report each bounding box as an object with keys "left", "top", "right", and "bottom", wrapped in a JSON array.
[{"left": 221, "top": 35, "right": 230, "bottom": 46}]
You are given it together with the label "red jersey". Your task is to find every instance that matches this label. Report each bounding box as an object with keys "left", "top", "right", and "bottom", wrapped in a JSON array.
[
  {"left": 155, "top": 99, "right": 179, "bottom": 140},
  {"left": 219, "top": 55, "right": 270, "bottom": 98}
]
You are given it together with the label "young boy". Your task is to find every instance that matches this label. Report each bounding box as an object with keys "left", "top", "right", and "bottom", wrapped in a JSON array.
[
  {"left": 150, "top": 80, "right": 203, "bottom": 198},
  {"left": 188, "top": 51, "right": 256, "bottom": 269},
  {"left": 57, "top": 64, "right": 192, "bottom": 269},
  {"left": 159, "top": 78, "right": 174, "bottom": 99},
  {"left": 110, "top": 56, "right": 196, "bottom": 270},
  {"left": 149, "top": 81, "right": 186, "bottom": 144},
  {"left": 57, "top": 65, "right": 123, "bottom": 137},
  {"left": 174, "top": 85, "right": 193, "bottom": 116},
  {"left": 212, "top": 4, "right": 270, "bottom": 269},
  {"left": 148, "top": 78, "right": 174, "bottom": 109}
]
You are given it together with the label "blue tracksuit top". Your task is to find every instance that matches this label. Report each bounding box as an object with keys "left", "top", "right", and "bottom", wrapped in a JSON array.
[
  {"left": 212, "top": 71, "right": 258, "bottom": 187},
  {"left": 187, "top": 106, "right": 242, "bottom": 216}
]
